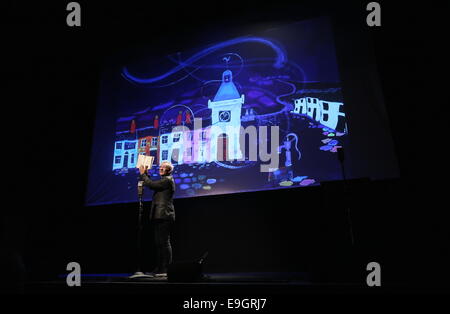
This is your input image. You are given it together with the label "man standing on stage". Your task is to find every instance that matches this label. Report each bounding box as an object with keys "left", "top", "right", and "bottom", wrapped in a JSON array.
[{"left": 139, "top": 161, "right": 175, "bottom": 277}]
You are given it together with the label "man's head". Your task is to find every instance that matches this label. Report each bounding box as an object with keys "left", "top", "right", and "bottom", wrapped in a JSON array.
[{"left": 159, "top": 161, "right": 174, "bottom": 176}]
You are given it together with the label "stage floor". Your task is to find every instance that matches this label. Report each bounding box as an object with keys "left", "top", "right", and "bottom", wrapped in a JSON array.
[{"left": 21, "top": 272, "right": 425, "bottom": 294}]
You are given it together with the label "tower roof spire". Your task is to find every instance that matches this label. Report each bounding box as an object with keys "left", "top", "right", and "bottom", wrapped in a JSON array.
[{"left": 213, "top": 70, "right": 240, "bottom": 102}]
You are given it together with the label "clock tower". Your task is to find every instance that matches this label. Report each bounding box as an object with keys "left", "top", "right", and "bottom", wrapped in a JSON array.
[{"left": 207, "top": 70, "right": 244, "bottom": 161}]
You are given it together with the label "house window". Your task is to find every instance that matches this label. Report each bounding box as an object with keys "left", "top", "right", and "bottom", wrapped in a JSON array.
[
  {"left": 151, "top": 137, "right": 158, "bottom": 146},
  {"left": 162, "top": 150, "right": 168, "bottom": 160},
  {"left": 313, "top": 99, "right": 317, "bottom": 104},
  {"left": 115, "top": 156, "right": 121, "bottom": 164},
  {"left": 115, "top": 143, "right": 122, "bottom": 150},
  {"left": 125, "top": 142, "right": 136, "bottom": 150},
  {"left": 200, "top": 131, "right": 207, "bottom": 141},
  {"left": 162, "top": 135, "right": 168, "bottom": 144},
  {"left": 322, "top": 102, "right": 329, "bottom": 110},
  {"left": 130, "top": 154, "right": 135, "bottom": 164},
  {"left": 140, "top": 139, "right": 147, "bottom": 147},
  {"left": 173, "top": 133, "right": 181, "bottom": 142}
]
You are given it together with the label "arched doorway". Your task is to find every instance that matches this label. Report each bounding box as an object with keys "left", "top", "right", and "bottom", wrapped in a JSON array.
[
  {"left": 171, "top": 148, "right": 180, "bottom": 164},
  {"left": 217, "top": 134, "right": 228, "bottom": 161},
  {"left": 123, "top": 152, "right": 129, "bottom": 168}
]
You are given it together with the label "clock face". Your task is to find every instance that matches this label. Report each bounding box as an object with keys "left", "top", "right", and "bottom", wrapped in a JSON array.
[{"left": 219, "top": 110, "right": 231, "bottom": 122}]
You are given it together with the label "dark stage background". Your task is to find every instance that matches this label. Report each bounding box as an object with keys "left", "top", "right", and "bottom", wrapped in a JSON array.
[{"left": 3, "top": 0, "right": 448, "bottom": 292}]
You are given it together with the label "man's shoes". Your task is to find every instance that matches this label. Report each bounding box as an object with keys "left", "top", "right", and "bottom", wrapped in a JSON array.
[{"left": 154, "top": 273, "right": 167, "bottom": 277}]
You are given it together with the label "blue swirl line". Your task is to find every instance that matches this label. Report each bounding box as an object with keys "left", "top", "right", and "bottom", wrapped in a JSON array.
[{"left": 122, "top": 36, "right": 287, "bottom": 84}]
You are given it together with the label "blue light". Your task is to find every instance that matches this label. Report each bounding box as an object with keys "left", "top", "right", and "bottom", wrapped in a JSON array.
[{"left": 122, "top": 36, "right": 287, "bottom": 84}]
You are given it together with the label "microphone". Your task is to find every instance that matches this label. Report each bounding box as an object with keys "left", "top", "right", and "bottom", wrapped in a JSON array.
[
  {"left": 138, "top": 180, "right": 144, "bottom": 198},
  {"left": 198, "top": 251, "right": 209, "bottom": 264}
]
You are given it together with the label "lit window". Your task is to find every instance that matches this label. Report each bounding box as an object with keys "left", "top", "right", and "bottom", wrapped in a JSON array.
[{"left": 125, "top": 142, "right": 136, "bottom": 150}]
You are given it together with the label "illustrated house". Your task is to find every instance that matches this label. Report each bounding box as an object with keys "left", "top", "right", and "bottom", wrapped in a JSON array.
[
  {"left": 319, "top": 100, "right": 345, "bottom": 132},
  {"left": 137, "top": 134, "right": 159, "bottom": 161},
  {"left": 159, "top": 131, "right": 186, "bottom": 165},
  {"left": 113, "top": 139, "right": 138, "bottom": 170},
  {"left": 292, "top": 97, "right": 345, "bottom": 132},
  {"left": 293, "top": 98, "right": 307, "bottom": 114}
]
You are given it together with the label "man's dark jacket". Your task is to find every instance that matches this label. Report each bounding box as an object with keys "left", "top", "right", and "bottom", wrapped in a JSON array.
[{"left": 140, "top": 173, "right": 175, "bottom": 221}]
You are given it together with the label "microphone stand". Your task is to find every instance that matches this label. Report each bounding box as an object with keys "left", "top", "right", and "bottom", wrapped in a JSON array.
[{"left": 129, "top": 180, "right": 153, "bottom": 279}]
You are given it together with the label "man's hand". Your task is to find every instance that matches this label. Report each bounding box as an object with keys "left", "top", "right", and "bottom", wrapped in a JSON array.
[{"left": 139, "top": 165, "right": 148, "bottom": 175}]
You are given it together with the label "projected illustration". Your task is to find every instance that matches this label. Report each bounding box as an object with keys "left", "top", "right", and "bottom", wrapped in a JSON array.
[{"left": 86, "top": 17, "right": 348, "bottom": 205}]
